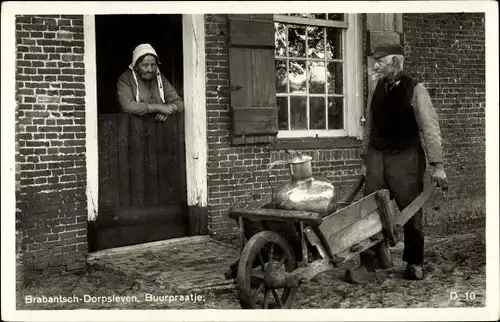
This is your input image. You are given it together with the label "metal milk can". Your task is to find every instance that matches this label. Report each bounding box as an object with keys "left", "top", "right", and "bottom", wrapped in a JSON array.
[{"left": 267, "top": 150, "right": 337, "bottom": 216}]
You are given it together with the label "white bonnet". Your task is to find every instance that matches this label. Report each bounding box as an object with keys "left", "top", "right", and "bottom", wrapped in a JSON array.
[{"left": 129, "top": 43, "right": 161, "bottom": 69}]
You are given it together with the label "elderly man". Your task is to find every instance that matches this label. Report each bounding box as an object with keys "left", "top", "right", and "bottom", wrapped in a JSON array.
[{"left": 346, "top": 43, "right": 448, "bottom": 284}]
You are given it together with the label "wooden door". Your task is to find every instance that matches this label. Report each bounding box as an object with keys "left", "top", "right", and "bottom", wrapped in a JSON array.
[
  {"left": 93, "top": 113, "right": 187, "bottom": 250},
  {"left": 90, "top": 14, "right": 187, "bottom": 251}
]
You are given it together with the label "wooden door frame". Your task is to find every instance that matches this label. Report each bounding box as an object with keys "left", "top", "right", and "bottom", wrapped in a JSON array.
[{"left": 84, "top": 14, "right": 208, "bottom": 235}]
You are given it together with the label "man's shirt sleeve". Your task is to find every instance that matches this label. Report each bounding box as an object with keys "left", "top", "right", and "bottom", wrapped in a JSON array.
[{"left": 412, "top": 83, "right": 444, "bottom": 164}]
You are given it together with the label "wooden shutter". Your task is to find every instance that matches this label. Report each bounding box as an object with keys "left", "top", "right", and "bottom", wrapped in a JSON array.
[{"left": 228, "top": 14, "right": 279, "bottom": 145}]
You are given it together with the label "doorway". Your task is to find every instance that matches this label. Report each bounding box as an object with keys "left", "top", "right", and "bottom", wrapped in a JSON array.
[{"left": 89, "top": 14, "right": 188, "bottom": 251}]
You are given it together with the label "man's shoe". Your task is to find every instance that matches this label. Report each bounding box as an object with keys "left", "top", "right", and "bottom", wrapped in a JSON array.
[
  {"left": 404, "top": 264, "right": 424, "bottom": 280},
  {"left": 345, "top": 266, "right": 377, "bottom": 284}
]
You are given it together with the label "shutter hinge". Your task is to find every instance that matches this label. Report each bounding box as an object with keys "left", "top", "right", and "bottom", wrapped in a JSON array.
[{"left": 231, "top": 85, "right": 244, "bottom": 92}]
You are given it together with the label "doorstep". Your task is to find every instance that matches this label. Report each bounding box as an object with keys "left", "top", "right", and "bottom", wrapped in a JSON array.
[{"left": 86, "top": 236, "right": 240, "bottom": 292}]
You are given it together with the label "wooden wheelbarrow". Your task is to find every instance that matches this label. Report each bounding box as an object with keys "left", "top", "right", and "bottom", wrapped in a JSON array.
[{"left": 226, "top": 175, "right": 438, "bottom": 309}]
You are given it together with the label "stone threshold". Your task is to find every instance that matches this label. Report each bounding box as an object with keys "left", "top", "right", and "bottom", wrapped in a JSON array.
[{"left": 87, "top": 235, "right": 211, "bottom": 261}]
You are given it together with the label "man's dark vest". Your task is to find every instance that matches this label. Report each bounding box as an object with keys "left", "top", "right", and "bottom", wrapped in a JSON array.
[{"left": 369, "top": 74, "right": 420, "bottom": 150}]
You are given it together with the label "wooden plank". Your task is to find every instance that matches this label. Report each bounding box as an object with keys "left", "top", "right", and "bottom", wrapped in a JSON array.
[
  {"left": 335, "top": 235, "right": 384, "bottom": 264},
  {"left": 156, "top": 116, "right": 168, "bottom": 205},
  {"left": 107, "top": 115, "right": 120, "bottom": 211},
  {"left": 328, "top": 209, "right": 384, "bottom": 255},
  {"left": 304, "top": 227, "right": 328, "bottom": 259},
  {"left": 183, "top": 15, "right": 208, "bottom": 212},
  {"left": 228, "top": 18, "right": 275, "bottom": 48},
  {"left": 232, "top": 106, "right": 278, "bottom": 136},
  {"left": 383, "top": 13, "right": 395, "bottom": 31},
  {"left": 97, "top": 115, "right": 113, "bottom": 212},
  {"left": 393, "top": 14, "right": 403, "bottom": 33},
  {"left": 117, "top": 114, "right": 130, "bottom": 208},
  {"left": 366, "top": 14, "right": 382, "bottom": 31},
  {"left": 177, "top": 113, "right": 187, "bottom": 204},
  {"left": 96, "top": 205, "right": 184, "bottom": 228},
  {"left": 376, "top": 190, "right": 398, "bottom": 246},
  {"left": 319, "top": 191, "right": 379, "bottom": 238},
  {"left": 252, "top": 49, "right": 276, "bottom": 107},
  {"left": 146, "top": 116, "right": 159, "bottom": 207},
  {"left": 94, "top": 222, "right": 189, "bottom": 250},
  {"left": 169, "top": 115, "right": 179, "bottom": 202},
  {"left": 129, "top": 115, "right": 146, "bottom": 208},
  {"left": 229, "top": 47, "right": 254, "bottom": 108},
  {"left": 366, "top": 13, "right": 402, "bottom": 32},
  {"left": 163, "top": 116, "right": 176, "bottom": 203},
  {"left": 228, "top": 207, "right": 323, "bottom": 226}
]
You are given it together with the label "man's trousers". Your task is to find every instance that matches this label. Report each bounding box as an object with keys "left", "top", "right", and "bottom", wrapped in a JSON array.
[{"left": 361, "top": 145, "right": 427, "bottom": 267}]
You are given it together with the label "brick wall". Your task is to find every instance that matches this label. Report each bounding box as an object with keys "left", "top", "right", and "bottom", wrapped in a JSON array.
[
  {"left": 205, "top": 13, "right": 485, "bottom": 242},
  {"left": 204, "top": 15, "right": 364, "bottom": 243},
  {"left": 205, "top": 15, "right": 266, "bottom": 242},
  {"left": 403, "top": 13, "right": 486, "bottom": 227},
  {"left": 15, "top": 15, "right": 88, "bottom": 281}
]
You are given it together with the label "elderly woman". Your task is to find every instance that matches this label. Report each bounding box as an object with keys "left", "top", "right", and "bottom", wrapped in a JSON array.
[{"left": 117, "top": 43, "right": 184, "bottom": 121}]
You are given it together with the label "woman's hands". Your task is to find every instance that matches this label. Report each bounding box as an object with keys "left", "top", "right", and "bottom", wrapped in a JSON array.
[
  {"left": 149, "top": 103, "right": 178, "bottom": 122},
  {"left": 155, "top": 114, "right": 169, "bottom": 122},
  {"left": 160, "top": 104, "right": 178, "bottom": 115}
]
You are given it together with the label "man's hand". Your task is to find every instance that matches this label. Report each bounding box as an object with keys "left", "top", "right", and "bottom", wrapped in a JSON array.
[
  {"left": 430, "top": 163, "right": 448, "bottom": 190},
  {"left": 155, "top": 113, "right": 169, "bottom": 122}
]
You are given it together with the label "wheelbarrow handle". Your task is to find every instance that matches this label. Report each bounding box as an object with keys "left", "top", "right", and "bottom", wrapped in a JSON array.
[
  {"left": 396, "top": 181, "right": 438, "bottom": 228},
  {"left": 337, "top": 174, "right": 366, "bottom": 208}
]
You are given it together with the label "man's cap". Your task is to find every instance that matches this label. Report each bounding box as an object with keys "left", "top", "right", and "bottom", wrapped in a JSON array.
[{"left": 372, "top": 43, "right": 404, "bottom": 59}]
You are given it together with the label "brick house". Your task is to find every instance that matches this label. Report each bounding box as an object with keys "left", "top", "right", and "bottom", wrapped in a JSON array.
[{"left": 11, "top": 12, "right": 485, "bottom": 281}]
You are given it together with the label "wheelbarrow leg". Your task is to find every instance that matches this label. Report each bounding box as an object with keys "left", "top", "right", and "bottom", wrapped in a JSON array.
[
  {"left": 345, "top": 237, "right": 393, "bottom": 284},
  {"left": 375, "top": 238, "right": 393, "bottom": 269}
]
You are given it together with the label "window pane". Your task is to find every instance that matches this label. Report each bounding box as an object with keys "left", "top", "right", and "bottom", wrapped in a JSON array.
[
  {"left": 290, "top": 96, "right": 307, "bottom": 130},
  {"left": 276, "top": 59, "right": 287, "bottom": 93},
  {"left": 327, "top": 62, "right": 343, "bottom": 94},
  {"left": 277, "top": 96, "right": 289, "bottom": 130},
  {"left": 310, "top": 97, "right": 326, "bottom": 130},
  {"left": 308, "top": 61, "right": 326, "bottom": 94},
  {"left": 289, "top": 13, "right": 327, "bottom": 19},
  {"left": 289, "top": 60, "right": 306, "bottom": 93},
  {"left": 275, "top": 23, "right": 287, "bottom": 57},
  {"left": 288, "top": 25, "right": 306, "bottom": 58},
  {"left": 313, "top": 13, "right": 327, "bottom": 20},
  {"left": 289, "top": 13, "right": 312, "bottom": 18},
  {"left": 307, "top": 26, "right": 325, "bottom": 59},
  {"left": 327, "top": 13, "right": 344, "bottom": 21},
  {"left": 326, "top": 28, "right": 343, "bottom": 59},
  {"left": 328, "top": 96, "right": 344, "bottom": 129},
  {"left": 278, "top": 13, "right": 327, "bottom": 19}
]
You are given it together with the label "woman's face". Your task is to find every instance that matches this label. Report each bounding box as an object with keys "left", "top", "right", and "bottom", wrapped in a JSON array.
[{"left": 135, "top": 55, "right": 158, "bottom": 81}]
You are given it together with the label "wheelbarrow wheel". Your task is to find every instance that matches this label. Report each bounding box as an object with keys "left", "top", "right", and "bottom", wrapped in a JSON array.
[{"left": 237, "top": 230, "right": 298, "bottom": 309}]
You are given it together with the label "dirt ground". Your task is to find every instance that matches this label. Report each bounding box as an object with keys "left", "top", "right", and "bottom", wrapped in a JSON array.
[{"left": 16, "top": 221, "right": 486, "bottom": 310}]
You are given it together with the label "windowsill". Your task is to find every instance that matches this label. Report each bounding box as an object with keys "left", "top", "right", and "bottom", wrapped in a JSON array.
[{"left": 271, "top": 136, "right": 362, "bottom": 150}]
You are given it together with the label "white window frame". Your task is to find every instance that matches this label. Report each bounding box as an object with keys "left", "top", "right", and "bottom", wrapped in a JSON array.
[{"left": 273, "top": 14, "right": 364, "bottom": 139}]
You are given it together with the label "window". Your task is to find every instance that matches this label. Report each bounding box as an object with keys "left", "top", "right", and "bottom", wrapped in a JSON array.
[{"left": 273, "top": 13, "right": 363, "bottom": 139}]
